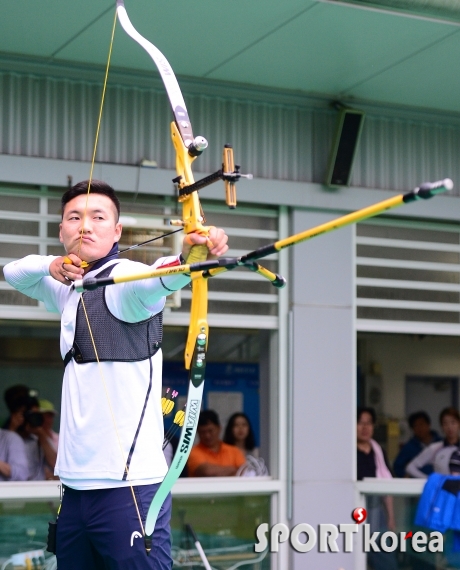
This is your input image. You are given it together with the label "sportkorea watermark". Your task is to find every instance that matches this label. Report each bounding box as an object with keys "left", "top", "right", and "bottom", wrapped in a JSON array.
[{"left": 254, "top": 508, "right": 443, "bottom": 554}]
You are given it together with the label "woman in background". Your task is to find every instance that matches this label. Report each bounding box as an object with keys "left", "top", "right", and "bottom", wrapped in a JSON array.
[
  {"left": 357, "top": 406, "right": 398, "bottom": 570},
  {"left": 406, "top": 407, "right": 460, "bottom": 477},
  {"left": 224, "top": 413, "right": 259, "bottom": 458}
]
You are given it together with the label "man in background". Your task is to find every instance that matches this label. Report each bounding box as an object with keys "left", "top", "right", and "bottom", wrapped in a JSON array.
[
  {"left": 393, "top": 411, "right": 441, "bottom": 478},
  {"left": 187, "top": 410, "right": 246, "bottom": 477}
]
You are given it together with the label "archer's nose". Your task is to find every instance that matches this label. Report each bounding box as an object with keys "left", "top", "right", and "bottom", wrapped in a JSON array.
[{"left": 79, "top": 221, "right": 92, "bottom": 234}]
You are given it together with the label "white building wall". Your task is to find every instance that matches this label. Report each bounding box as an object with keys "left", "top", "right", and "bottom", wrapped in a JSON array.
[{"left": 291, "top": 210, "right": 357, "bottom": 569}]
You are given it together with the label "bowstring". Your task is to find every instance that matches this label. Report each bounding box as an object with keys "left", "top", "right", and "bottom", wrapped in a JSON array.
[
  {"left": 77, "top": 8, "right": 115, "bottom": 257},
  {"left": 76, "top": 7, "right": 145, "bottom": 536}
]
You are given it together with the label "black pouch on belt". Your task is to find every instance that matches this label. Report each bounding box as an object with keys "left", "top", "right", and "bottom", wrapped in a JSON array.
[{"left": 47, "top": 520, "right": 57, "bottom": 554}]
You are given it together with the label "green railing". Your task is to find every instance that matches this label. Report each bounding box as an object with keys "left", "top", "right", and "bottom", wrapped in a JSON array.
[{"left": 0, "top": 479, "right": 277, "bottom": 570}]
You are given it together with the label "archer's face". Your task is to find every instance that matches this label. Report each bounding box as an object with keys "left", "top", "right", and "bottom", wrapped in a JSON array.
[{"left": 60, "top": 194, "right": 122, "bottom": 263}]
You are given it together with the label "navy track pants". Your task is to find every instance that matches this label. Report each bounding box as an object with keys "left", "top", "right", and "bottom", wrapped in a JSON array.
[{"left": 56, "top": 484, "right": 172, "bottom": 569}]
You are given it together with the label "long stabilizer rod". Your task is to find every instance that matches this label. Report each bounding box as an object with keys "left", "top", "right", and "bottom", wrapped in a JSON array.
[
  {"left": 74, "top": 179, "right": 453, "bottom": 292},
  {"left": 238, "top": 178, "right": 453, "bottom": 264}
]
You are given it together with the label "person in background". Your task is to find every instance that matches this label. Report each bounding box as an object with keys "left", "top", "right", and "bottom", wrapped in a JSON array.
[
  {"left": 393, "top": 411, "right": 441, "bottom": 478},
  {"left": 38, "top": 399, "right": 59, "bottom": 452},
  {"left": 357, "top": 406, "right": 398, "bottom": 570},
  {"left": 3, "top": 385, "right": 31, "bottom": 431},
  {"left": 406, "top": 407, "right": 460, "bottom": 478},
  {"left": 17, "top": 396, "right": 57, "bottom": 480},
  {"left": 38, "top": 399, "right": 59, "bottom": 479},
  {"left": 187, "top": 410, "right": 246, "bottom": 477},
  {"left": 0, "top": 428, "right": 28, "bottom": 481},
  {"left": 223, "top": 413, "right": 259, "bottom": 458}
]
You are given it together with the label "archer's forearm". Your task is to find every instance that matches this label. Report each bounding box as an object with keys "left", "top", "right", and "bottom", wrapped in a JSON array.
[
  {"left": 106, "top": 255, "right": 191, "bottom": 322},
  {"left": 3, "top": 255, "right": 59, "bottom": 301}
]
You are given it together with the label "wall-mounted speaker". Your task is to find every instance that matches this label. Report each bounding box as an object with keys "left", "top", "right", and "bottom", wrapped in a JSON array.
[{"left": 325, "top": 108, "right": 365, "bottom": 187}]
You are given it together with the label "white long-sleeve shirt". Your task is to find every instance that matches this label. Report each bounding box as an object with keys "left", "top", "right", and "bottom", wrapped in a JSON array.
[
  {"left": 3, "top": 254, "right": 190, "bottom": 489},
  {"left": 405, "top": 440, "right": 457, "bottom": 478}
]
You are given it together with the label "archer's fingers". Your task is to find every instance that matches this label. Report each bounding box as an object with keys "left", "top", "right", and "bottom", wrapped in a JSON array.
[
  {"left": 207, "top": 228, "right": 228, "bottom": 258},
  {"left": 62, "top": 255, "right": 84, "bottom": 279},
  {"left": 63, "top": 254, "right": 84, "bottom": 268},
  {"left": 184, "top": 233, "right": 211, "bottom": 247},
  {"left": 207, "top": 243, "right": 229, "bottom": 258},
  {"left": 50, "top": 256, "right": 84, "bottom": 285}
]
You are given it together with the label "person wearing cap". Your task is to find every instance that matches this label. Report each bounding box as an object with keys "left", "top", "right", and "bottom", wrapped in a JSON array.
[
  {"left": 406, "top": 407, "right": 460, "bottom": 478},
  {"left": 17, "top": 396, "right": 57, "bottom": 481},
  {"left": 38, "top": 399, "right": 59, "bottom": 454}
]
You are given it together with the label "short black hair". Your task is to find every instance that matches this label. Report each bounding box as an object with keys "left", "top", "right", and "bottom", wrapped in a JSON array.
[
  {"left": 198, "top": 409, "right": 220, "bottom": 427},
  {"left": 4, "top": 385, "right": 30, "bottom": 413},
  {"left": 357, "top": 406, "right": 376, "bottom": 424},
  {"left": 408, "top": 411, "right": 431, "bottom": 428},
  {"left": 61, "top": 180, "right": 120, "bottom": 220}
]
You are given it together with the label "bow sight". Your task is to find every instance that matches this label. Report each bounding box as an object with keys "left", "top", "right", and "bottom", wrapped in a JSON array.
[{"left": 173, "top": 143, "right": 253, "bottom": 210}]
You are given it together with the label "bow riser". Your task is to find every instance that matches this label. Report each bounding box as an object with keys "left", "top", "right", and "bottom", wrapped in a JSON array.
[
  {"left": 170, "top": 123, "right": 207, "bottom": 235},
  {"left": 169, "top": 121, "right": 210, "bottom": 368}
]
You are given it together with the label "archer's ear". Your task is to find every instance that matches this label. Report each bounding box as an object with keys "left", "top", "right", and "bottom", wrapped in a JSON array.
[{"left": 114, "top": 222, "right": 123, "bottom": 242}]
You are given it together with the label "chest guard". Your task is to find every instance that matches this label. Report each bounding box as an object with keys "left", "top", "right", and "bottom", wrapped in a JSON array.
[{"left": 64, "top": 263, "right": 163, "bottom": 366}]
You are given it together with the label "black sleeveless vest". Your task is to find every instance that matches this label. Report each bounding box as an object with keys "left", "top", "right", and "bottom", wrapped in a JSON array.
[{"left": 64, "top": 263, "right": 163, "bottom": 366}]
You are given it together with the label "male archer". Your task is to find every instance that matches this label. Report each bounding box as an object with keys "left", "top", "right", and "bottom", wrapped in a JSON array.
[{"left": 3, "top": 180, "right": 228, "bottom": 570}]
